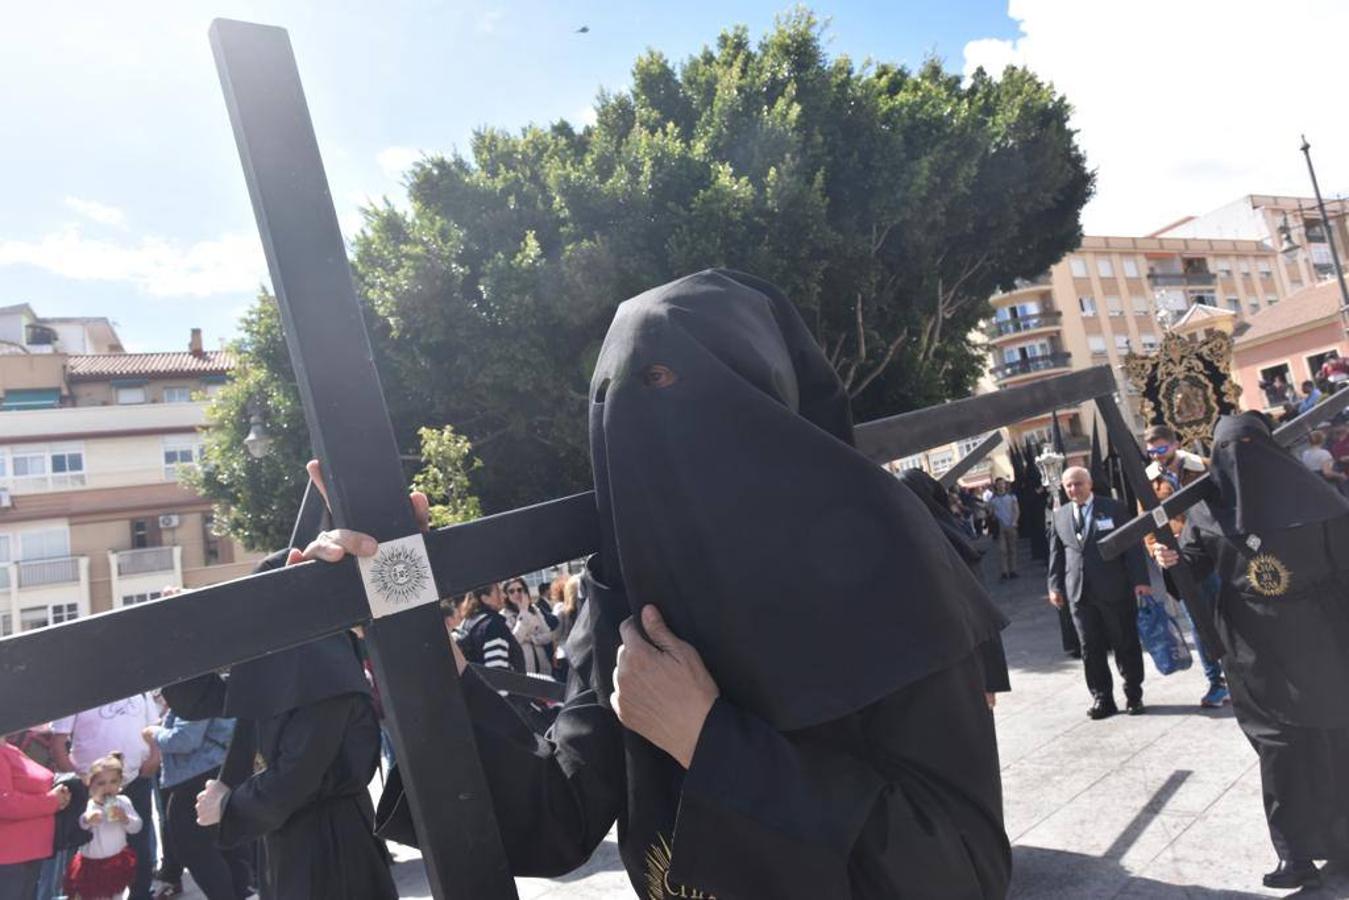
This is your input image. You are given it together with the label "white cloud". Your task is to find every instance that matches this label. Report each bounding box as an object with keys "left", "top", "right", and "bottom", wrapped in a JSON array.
[
  {"left": 964, "top": 0, "right": 1349, "bottom": 236},
  {"left": 0, "top": 226, "right": 266, "bottom": 297},
  {"left": 63, "top": 196, "right": 127, "bottom": 228},
  {"left": 377, "top": 145, "right": 423, "bottom": 181}
]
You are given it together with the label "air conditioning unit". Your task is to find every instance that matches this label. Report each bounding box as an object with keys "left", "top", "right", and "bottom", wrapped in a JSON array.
[
  {"left": 158, "top": 513, "right": 181, "bottom": 529},
  {"left": 0, "top": 489, "right": 10, "bottom": 509}
]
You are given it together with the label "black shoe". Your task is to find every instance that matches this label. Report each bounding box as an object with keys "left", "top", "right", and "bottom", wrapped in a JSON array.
[
  {"left": 1126, "top": 698, "right": 1145, "bottom": 715},
  {"left": 1262, "top": 859, "right": 1320, "bottom": 889},
  {"left": 1008, "top": 571, "right": 1019, "bottom": 579},
  {"left": 1088, "top": 698, "right": 1118, "bottom": 720},
  {"left": 1067, "top": 649, "right": 1082, "bottom": 659}
]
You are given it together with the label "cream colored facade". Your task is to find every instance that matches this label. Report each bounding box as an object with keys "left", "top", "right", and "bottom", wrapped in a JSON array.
[
  {"left": 986, "top": 225, "right": 1299, "bottom": 457},
  {"left": 1158, "top": 194, "right": 1349, "bottom": 296},
  {"left": 1, "top": 310, "right": 259, "bottom": 635}
]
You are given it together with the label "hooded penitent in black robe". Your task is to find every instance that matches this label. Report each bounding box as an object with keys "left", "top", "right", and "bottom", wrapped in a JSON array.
[
  {"left": 1178, "top": 413, "right": 1349, "bottom": 861},
  {"left": 163, "top": 551, "right": 397, "bottom": 900},
  {"left": 899, "top": 468, "right": 1012, "bottom": 693},
  {"left": 380, "top": 269, "right": 1011, "bottom": 898}
]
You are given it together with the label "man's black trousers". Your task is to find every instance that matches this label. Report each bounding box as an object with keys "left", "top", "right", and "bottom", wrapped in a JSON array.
[{"left": 1070, "top": 595, "right": 1144, "bottom": 703}]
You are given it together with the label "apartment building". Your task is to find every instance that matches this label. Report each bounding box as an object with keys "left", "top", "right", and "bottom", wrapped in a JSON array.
[
  {"left": 985, "top": 224, "right": 1300, "bottom": 459},
  {"left": 0, "top": 303, "right": 260, "bottom": 636},
  {"left": 1158, "top": 194, "right": 1349, "bottom": 294}
]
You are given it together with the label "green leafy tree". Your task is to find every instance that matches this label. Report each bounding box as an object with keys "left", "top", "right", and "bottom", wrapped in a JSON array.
[
  {"left": 188, "top": 291, "right": 483, "bottom": 550},
  {"left": 353, "top": 10, "right": 1091, "bottom": 512},
  {"left": 201, "top": 10, "right": 1092, "bottom": 532},
  {"left": 411, "top": 425, "right": 483, "bottom": 526}
]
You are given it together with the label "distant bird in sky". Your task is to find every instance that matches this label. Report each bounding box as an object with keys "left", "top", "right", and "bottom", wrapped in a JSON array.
[{"left": 575, "top": 25, "right": 590, "bottom": 34}]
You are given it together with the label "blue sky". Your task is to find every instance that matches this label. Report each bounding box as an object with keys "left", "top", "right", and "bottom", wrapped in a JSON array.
[{"left": 3, "top": 1, "right": 1346, "bottom": 353}]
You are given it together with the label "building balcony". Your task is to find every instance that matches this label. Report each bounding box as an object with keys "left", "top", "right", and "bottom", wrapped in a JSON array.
[
  {"left": 109, "top": 545, "right": 182, "bottom": 608},
  {"left": 1148, "top": 272, "right": 1215, "bottom": 287},
  {"left": 113, "top": 546, "right": 177, "bottom": 576},
  {"left": 990, "top": 276, "right": 1053, "bottom": 304},
  {"left": 984, "top": 311, "right": 1063, "bottom": 342},
  {"left": 16, "top": 556, "right": 83, "bottom": 589},
  {"left": 1, "top": 400, "right": 209, "bottom": 444},
  {"left": 2, "top": 556, "right": 93, "bottom": 635},
  {"left": 990, "top": 352, "right": 1073, "bottom": 383}
]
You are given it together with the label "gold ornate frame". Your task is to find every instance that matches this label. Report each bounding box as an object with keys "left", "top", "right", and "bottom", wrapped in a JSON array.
[{"left": 1123, "top": 331, "right": 1243, "bottom": 447}]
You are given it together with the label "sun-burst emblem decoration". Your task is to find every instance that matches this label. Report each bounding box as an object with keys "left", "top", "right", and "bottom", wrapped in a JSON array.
[
  {"left": 1247, "top": 553, "right": 1291, "bottom": 598},
  {"left": 644, "top": 833, "right": 716, "bottom": 899},
  {"left": 369, "top": 543, "right": 431, "bottom": 606}
]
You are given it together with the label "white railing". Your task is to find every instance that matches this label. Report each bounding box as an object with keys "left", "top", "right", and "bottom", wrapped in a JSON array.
[
  {"left": 17, "top": 556, "right": 82, "bottom": 588},
  {"left": 115, "top": 547, "right": 176, "bottom": 576}
]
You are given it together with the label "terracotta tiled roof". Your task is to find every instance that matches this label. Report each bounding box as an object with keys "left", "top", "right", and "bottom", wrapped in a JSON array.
[
  {"left": 1234, "top": 280, "right": 1342, "bottom": 347},
  {"left": 65, "top": 350, "right": 235, "bottom": 381}
]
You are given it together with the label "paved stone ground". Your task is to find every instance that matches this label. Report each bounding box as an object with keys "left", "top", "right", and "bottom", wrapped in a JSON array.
[{"left": 184, "top": 539, "right": 1349, "bottom": 899}]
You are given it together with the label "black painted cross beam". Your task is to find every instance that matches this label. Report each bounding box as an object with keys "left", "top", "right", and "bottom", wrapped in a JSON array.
[
  {"left": 0, "top": 364, "right": 1118, "bottom": 737},
  {"left": 1097, "top": 386, "right": 1349, "bottom": 561},
  {"left": 1091, "top": 393, "right": 1225, "bottom": 653},
  {"left": 940, "top": 431, "right": 1004, "bottom": 489},
  {"left": 215, "top": 18, "right": 519, "bottom": 898}
]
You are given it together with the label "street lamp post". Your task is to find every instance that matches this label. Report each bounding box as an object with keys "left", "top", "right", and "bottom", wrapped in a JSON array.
[
  {"left": 244, "top": 399, "right": 273, "bottom": 460},
  {"left": 1297, "top": 136, "right": 1349, "bottom": 339}
]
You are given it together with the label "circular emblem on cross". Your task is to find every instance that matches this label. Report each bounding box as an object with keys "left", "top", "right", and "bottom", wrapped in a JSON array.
[{"left": 370, "top": 544, "right": 431, "bottom": 605}]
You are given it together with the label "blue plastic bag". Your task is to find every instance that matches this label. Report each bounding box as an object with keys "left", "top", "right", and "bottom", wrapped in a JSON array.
[{"left": 1136, "top": 592, "right": 1193, "bottom": 675}]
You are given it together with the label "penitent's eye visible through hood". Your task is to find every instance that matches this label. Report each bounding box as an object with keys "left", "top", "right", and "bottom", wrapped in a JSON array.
[{"left": 641, "top": 364, "right": 678, "bottom": 388}]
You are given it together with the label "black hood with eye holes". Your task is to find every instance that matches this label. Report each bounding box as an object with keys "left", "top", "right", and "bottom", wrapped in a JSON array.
[
  {"left": 1209, "top": 412, "right": 1349, "bottom": 534},
  {"left": 583, "top": 268, "right": 1004, "bottom": 731}
]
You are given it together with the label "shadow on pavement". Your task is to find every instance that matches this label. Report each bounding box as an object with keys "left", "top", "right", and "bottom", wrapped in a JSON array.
[
  {"left": 1012, "top": 845, "right": 1246, "bottom": 899},
  {"left": 1133, "top": 703, "right": 1235, "bottom": 719}
]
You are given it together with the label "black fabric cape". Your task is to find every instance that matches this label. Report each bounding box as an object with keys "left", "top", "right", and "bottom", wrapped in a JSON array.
[
  {"left": 163, "top": 552, "right": 394, "bottom": 900},
  {"left": 1178, "top": 413, "right": 1349, "bottom": 858},
  {"left": 380, "top": 269, "right": 1010, "bottom": 898},
  {"left": 898, "top": 469, "right": 1011, "bottom": 693}
]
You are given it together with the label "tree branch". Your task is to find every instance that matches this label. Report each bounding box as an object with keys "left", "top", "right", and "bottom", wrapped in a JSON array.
[{"left": 848, "top": 326, "right": 910, "bottom": 398}]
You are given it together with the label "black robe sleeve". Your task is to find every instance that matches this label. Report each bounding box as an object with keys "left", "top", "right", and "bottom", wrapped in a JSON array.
[
  {"left": 1177, "top": 514, "right": 1216, "bottom": 580},
  {"left": 668, "top": 655, "right": 1010, "bottom": 899},
  {"left": 216, "top": 694, "right": 355, "bottom": 847},
  {"left": 979, "top": 636, "right": 1012, "bottom": 694},
  {"left": 376, "top": 667, "right": 625, "bottom": 877}
]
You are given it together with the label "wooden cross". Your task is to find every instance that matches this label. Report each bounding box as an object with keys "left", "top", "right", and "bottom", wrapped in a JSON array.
[
  {"left": 0, "top": 18, "right": 1158, "bottom": 900},
  {"left": 1098, "top": 386, "right": 1349, "bottom": 560}
]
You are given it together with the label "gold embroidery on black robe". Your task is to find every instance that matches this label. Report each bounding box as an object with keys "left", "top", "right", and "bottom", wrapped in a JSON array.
[
  {"left": 1247, "top": 553, "right": 1292, "bottom": 597},
  {"left": 645, "top": 833, "right": 716, "bottom": 899}
]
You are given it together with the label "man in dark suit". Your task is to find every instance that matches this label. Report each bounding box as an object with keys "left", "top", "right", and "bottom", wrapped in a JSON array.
[{"left": 1048, "top": 466, "right": 1151, "bottom": 719}]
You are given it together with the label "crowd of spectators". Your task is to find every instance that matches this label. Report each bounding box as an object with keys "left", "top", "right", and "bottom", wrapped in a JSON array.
[{"left": 3, "top": 689, "right": 246, "bottom": 900}]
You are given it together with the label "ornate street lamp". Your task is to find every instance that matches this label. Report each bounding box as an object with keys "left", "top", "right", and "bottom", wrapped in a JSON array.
[
  {"left": 244, "top": 399, "right": 273, "bottom": 460},
  {"left": 1035, "top": 444, "right": 1066, "bottom": 508},
  {"left": 1277, "top": 213, "right": 1300, "bottom": 258}
]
